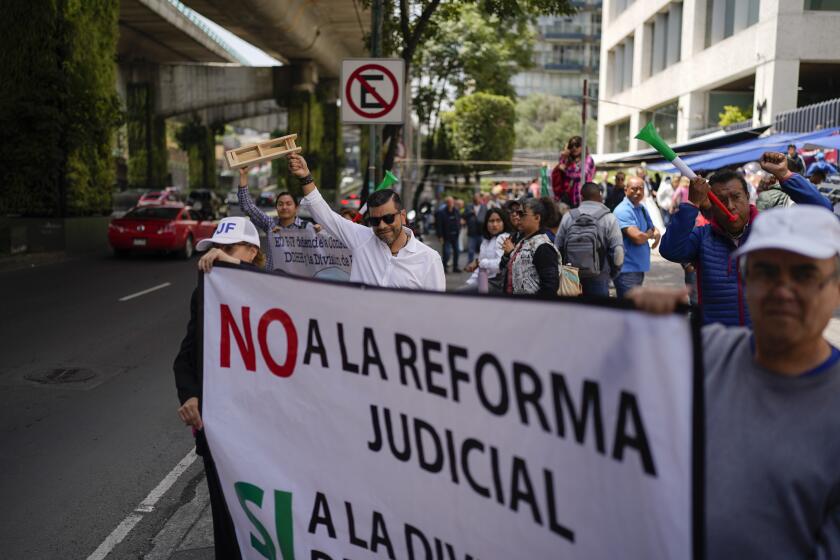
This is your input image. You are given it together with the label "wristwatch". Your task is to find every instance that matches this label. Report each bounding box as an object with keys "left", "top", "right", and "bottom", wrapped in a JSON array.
[{"left": 298, "top": 174, "right": 314, "bottom": 186}]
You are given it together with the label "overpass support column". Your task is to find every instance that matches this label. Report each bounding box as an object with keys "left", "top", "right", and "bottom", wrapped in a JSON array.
[
  {"left": 319, "top": 79, "right": 341, "bottom": 203},
  {"left": 176, "top": 117, "right": 218, "bottom": 190},
  {"left": 278, "top": 61, "right": 324, "bottom": 198},
  {"left": 126, "top": 81, "right": 168, "bottom": 190}
]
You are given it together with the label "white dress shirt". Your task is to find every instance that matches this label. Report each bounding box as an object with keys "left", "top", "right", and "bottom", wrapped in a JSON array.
[
  {"left": 465, "top": 233, "right": 509, "bottom": 286},
  {"left": 301, "top": 188, "right": 446, "bottom": 291}
]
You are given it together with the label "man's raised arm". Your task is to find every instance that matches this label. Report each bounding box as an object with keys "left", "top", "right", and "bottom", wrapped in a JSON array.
[
  {"left": 288, "top": 153, "right": 372, "bottom": 249},
  {"left": 760, "top": 152, "right": 832, "bottom": 211}
]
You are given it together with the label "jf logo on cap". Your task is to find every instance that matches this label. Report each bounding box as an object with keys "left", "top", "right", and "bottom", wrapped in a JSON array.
[
  {"left": 196, "top": 217, "right": 261, "bottom": 252},
  {"left": 733, "top": 205, "right": 840, "bottom": 260}
]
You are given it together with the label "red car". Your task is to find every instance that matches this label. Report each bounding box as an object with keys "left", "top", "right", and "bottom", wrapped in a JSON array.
[
  {"left": 108, "top": 205, "right": 216, "bottom": 258},
  {"left": 339, "top": 192, "right": 361, "bottom": 209}
]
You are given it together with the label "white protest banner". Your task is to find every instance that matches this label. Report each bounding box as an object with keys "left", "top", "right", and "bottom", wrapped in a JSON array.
[
  {"left": 268, "top": 228, "right": 353, "bottom": 281},
  {"left": 202, "top": 266, "right": 701, "bottom": 559}
]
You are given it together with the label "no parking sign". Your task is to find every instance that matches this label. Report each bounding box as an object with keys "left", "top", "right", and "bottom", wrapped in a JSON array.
[{"left": 341, "top": 59, "right": 405, "bottom": 124}]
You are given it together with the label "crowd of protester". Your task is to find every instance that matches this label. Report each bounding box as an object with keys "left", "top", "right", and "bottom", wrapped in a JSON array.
[{"left": 174, "top": 144, "right": 840, "bottom": 559}]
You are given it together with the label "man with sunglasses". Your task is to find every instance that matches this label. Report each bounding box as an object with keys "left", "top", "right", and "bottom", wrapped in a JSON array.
[
  {"left": 627, "top": 204, "right": 840, "bottom": 558},
  {"left": 291, "top": 153, "right": 445, "bottom": 291}
]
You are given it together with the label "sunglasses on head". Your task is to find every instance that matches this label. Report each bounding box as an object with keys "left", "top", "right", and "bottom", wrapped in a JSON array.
[{"left": 368, "top": 212, "right": 400, "bottom": 227}]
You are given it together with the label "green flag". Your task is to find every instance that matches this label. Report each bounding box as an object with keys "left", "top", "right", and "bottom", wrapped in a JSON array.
[{"left": 540, "top": 165, "right": 551, "bottom": 197}]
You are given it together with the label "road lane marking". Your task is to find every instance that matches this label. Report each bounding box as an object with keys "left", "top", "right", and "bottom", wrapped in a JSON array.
[
  {"left": 86, "top": 448, "right": 198, "bottom": 560},
  {"left": 86, "top": 514, "right": 144, "bottom": 560},
  {"left": 118, "top": 282, "right": 172, "bottom": 302},
  {"left": 136, "top": 448, "right": 198, "bottom": 513}
]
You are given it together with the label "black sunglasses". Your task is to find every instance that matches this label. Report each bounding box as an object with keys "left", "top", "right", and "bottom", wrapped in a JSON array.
[{"left": 368, "top": 212, "right": 400, "bottom": 227}]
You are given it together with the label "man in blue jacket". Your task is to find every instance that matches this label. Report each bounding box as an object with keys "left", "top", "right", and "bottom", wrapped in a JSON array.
[{"left": 660, "top": 151, "right": 832, "bottom": 326}]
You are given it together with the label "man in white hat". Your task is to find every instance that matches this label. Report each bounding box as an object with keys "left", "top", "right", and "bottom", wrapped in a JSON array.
[
  {"left": 195, "top": 216, "right": 265, "bottom": 272},
  {"left": 174, "top": 216, "right": 265, "bottom": 559},
  {"left": 627, "top": 205, "right": 840, "bottom": 557}
]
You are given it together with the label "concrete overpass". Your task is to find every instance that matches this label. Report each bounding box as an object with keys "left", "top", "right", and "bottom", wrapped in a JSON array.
[
  {"left": 119, "top": 0, "right": 244, "bottom": 64},
  {"left": 117, "top": 0, "right": 361, "bottom": 195},
  {"left": 179, "top": 0, "right": 369, "bottom": 78}
]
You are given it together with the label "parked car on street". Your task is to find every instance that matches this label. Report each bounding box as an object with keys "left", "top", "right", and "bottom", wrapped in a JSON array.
[
  {"left": 137, "top": 190, "right": 181, "bottom": 206},
  {"left": 186, "top": 189, "right": 225, "bottom": 220},
  {"left": 339, "top": 192, "right": 361, "bottom": 210},
  {"left": 108, "top": 204, "right": 216, "bottom": 259}
]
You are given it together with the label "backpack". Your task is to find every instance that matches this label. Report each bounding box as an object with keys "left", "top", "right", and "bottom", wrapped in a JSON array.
[{"left": 562, "top": 207, "right": 609, "bottom": 278}]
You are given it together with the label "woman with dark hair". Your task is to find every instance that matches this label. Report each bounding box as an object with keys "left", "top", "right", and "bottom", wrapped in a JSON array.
[
  {"left": 462, "top": 208, "right": 512, "bottom": 290},
  {"left": 540, "top": 195, "right": 561, "bottom": 243},
  {"left": 505, "top": 198, "right": 559, "bottom": 296},
  {"left": 551, "top": 135, "right": 596, "bottom": 208}
]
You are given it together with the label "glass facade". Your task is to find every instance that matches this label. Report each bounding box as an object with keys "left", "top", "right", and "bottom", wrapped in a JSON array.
[
  {"left": 805, "top": 0, "right": 840, "bottom": 9},
  {"left": 610, "top": 35, "right": 635, "bottom": 94},
  {"left": 643, "top": 100, "right": 679, "bottom": 143},
  {"left": 606, "top": 119, "right": 630, "bottom": 152},
  {"left": 648, "top": 2, "right": 682, "bottom": 76},
  {"left": 705, "top": 0, "right": 760, "bottom": 47},
  {"left": 512, "top": 6, "right": 601, "bottom": 101}
]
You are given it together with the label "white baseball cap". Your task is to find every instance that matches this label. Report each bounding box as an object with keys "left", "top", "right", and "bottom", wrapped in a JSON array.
[
  {"left": 196, "top": 217, "right": 261, "bottom": 252},
  {"left": 732, "top": 205, "right": 840, "bottom": 260}
]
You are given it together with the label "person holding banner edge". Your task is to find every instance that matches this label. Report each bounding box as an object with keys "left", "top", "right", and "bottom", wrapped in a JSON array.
[
  {"left": 291, "top": 153, "right": 446, "bottom": 291},
  {"left": 173, "top": 217, "right": 268, "bottom": 559},
  {"left": 627, "top": 204, "right": 840, "bottom": 558}
]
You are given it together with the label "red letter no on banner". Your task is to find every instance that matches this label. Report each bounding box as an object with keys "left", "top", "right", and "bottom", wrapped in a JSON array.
[
  {"left": 258, "top": 309, "right": 298, "bottom": 377},
  {"left": 220, "top": 305, "right": 256, "bottom": 371}
]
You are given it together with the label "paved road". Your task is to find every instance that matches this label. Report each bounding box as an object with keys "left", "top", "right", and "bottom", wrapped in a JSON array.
[{"left": 0, "top": 250, "right": 201, "bottom": 559}]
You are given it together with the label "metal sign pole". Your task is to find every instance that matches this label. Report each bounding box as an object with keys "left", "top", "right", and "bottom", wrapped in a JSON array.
[
  {"left": 581, "top": 78, "right": 588, "bottom": 160},
  {"left": 369, "top": 0, "right": 383, "bottom": 190}
]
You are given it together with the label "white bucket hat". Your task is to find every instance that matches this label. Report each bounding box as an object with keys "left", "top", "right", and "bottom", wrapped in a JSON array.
[
  {"left": 196, "top": 217, "right": 261, "bottom": 252},
  {"left": 732, "top": 205, "right": 840, "bottom": 260}
]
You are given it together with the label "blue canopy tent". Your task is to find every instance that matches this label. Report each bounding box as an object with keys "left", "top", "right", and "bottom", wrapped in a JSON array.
[
  {"left": 649, "top": 128, "right": 840, "bottom": 173},
  {"left": 801, "top": 132, "right": 840, "bottom": 151}
]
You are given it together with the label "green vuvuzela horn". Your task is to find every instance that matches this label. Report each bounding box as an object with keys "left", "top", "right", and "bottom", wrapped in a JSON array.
[
  {"left": 376, "top": 170, "right": 399, "bottom": 191},
  {"left": 634, "top": 122, "right": 738, "bottom": 222},
  {"left": 635, "top": 122, "right": 678, "bottom": 162}
]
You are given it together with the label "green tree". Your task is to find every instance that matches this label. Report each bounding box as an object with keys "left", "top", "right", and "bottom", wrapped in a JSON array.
[
  {"left": 515, "top": 93, "right": 596, "bottom": 150},
  {"left": 0, "top": 0, "right": 122, "bottom": 216},
  {"left": 366, "top": 0, "right": 575, "bottom": 176},
  {"left": 718, "top": 105, "right": 753, "bottom": 127},
  {"left": 175, "top": 116, "right": 220, "bottom": 191},
  {"left": 450, "top": 93, "right": 516, "bottom": 182}
]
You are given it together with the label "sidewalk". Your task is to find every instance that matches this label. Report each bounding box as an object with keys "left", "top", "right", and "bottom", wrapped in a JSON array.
[{"left": 142, "top": 471, "right": 215, "bottom": 559}]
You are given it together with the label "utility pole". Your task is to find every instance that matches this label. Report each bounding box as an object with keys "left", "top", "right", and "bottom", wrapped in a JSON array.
[
  {"left": 581, "top": 78, "right": 588, "bottom": 160},
  {"left": 369, "top": 0, "right": 383, "bottom": 192}
]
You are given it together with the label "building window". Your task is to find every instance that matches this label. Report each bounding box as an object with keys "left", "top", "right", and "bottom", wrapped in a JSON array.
[
  {"left": 648, "top": 3, "right": 683, "bottom": 76},
  {"left": 612, "top": 0, "right": 635, "bottom": 20},
  {"left": 606, "top": 120, "right": 630, "bottom": 153},
  {"left": 643, "top": 100, "right": 679, "bottom": 143},
  {"left": 805, "top": 0, "right": 840, "bottom": 8},
  {"left": 706, "top": 0, "right": 760, "bottom": 47},
  {"left": 609, "top": 35, "right": 635, "bottom": 94}
]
